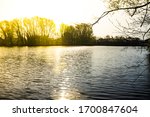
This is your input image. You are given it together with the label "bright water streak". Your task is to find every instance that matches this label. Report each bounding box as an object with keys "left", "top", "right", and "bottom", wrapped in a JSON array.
[{"left": 0, "top": 46, "right": 150, "bottom": 99}]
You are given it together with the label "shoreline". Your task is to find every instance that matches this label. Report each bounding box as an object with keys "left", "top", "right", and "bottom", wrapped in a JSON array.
[{"left": 0, "top": 44, "right": 148, "bottom": 47}]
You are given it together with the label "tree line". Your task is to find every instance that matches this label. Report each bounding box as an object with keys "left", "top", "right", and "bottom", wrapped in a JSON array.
[
  {"left": 0, "top": 16, "right": 95, "bottom": 46},
  {"left": 0, "top": 16, "right": 148, "bottom": 46},
  {"left": 97, "top": 35, "right": 147, "bottom": 46}
]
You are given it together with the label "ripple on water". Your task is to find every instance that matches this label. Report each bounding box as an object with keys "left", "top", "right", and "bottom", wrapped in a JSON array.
[{"left": 0, "top": 46, "right": 149, "bottom": 100}]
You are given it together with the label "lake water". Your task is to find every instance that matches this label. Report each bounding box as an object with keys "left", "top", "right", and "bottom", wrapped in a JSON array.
[{"left": 0, "top": 46, "right": 150, "bottom": 100}]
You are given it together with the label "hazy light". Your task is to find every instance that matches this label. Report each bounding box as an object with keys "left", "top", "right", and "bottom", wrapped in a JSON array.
[{"left": 0, "top": 0, "right": 128, "bottom": 36}]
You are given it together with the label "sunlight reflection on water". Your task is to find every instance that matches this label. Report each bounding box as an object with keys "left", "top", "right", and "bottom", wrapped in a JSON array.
[{"left": 0, "top": 46, "right": 149, "bottom": 100}]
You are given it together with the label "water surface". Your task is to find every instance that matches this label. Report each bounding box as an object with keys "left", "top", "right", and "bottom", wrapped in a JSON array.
[{"left": 0, "top": 46, "right": 150, "bottom": 99}]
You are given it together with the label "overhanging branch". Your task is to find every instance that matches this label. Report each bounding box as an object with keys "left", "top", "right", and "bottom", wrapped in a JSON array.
[{"left": 92, "top": 1, "right": 150, "bottom": 26}]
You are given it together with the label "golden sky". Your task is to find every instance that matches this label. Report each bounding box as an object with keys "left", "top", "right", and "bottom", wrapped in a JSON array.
[{"left": 0, "top": 0, "right": 128, "bottom": 37}]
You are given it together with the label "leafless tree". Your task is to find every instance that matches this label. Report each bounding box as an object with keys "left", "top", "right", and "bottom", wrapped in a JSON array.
[{"left": 93, "top": 0, "right": 150, "bottom": 39}]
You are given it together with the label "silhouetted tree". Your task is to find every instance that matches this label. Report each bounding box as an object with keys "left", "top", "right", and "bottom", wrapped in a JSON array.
[
  {"left": 60, "top": 23, "right": 95, "bottom": 45},
  {"left": 76, "top": 23, "right": 94, "bottom": 44},
  {"left": 61, "top": 25, "right": 76, "bottom": 45}
]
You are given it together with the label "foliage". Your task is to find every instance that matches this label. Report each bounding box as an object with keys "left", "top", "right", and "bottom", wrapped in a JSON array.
[
  {"left": 60, "top": 23, "right": 95, "bottom": 45},
  {"left": 0, "top": 16, "right": 56, "bottom": 46},
  {"left": 0, "top": 16, "right": 147, "bottom": 46},
  {"left": 0, "top": 17, "right": 96, "bottom": 46}
]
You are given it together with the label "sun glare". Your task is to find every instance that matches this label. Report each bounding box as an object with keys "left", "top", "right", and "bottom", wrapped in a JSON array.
[
  {"left": 0, "top": 0, "right": 121, "bottom": 36},
  {"left": 0, "top": 0, "right": 105, "bottom": 24}
]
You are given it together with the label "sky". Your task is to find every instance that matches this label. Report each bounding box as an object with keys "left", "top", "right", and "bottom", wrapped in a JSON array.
[{"left": 0, "top": 0, "right": 128, "bottom": 37}]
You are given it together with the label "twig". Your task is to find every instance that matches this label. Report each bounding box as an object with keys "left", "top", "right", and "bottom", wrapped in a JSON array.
[
  {"left": 140, "top": 2, "right": 149, "bottom": 27},
  {"left": 131, "top": 8, "right": 137, "bottom": 17},
  {"left": 143, "top": 27, "right": 150, "bottom": 39},
  {"left": 92, "top": 2, "right": 150, "bottom": 26}
]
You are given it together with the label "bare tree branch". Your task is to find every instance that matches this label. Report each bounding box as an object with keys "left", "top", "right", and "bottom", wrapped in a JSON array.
[
  {"left": 92, "top": 1, "right": 150, "bottom": 26},
  {"left": 131, "top": 8, "right": 137, "bottom": 17}
]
